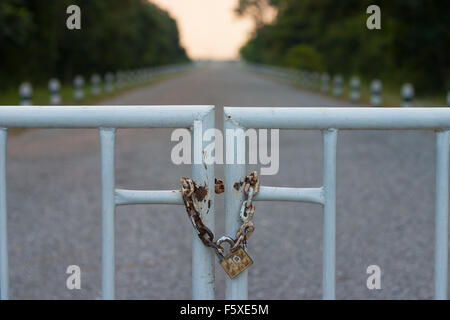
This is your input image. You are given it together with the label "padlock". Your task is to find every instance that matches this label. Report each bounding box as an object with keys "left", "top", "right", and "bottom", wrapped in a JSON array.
[{"left": 220, "top": 246, "right": 253, "bottom": 279}]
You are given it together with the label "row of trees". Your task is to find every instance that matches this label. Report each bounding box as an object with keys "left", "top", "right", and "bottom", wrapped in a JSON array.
[
  {"left": 0, "top": 0, "right": 189, "bottom": 89},
  {"left": 237, "top": 0, "right": 450, "bottom": 93}
]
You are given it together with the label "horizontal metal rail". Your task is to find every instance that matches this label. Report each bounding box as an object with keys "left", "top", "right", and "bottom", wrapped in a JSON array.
[
  {"left": 255, "top": 186, "right": 324, "bottom": 204},
  {"left": 0, "top": 105, "right": 212, "bottom": 128},
  {"left": 224, "top": 107, "right": 449, "bottom": 300},
  {"left": 0, "top": 105, "right": 215, "bottom": 300},
  {"left": 115, "top": 189, "right": 183, "bottom": 205},
  {"left": 225, "top": 107, "right": 450, "bottom": 130},
  {"left": 115, "top": 186, "right": 324, "bottom": 206}
]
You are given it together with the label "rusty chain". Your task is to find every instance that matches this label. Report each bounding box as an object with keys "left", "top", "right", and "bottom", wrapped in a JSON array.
[{"left": 181, "top": 171, "right": 260, "bottom": 259}]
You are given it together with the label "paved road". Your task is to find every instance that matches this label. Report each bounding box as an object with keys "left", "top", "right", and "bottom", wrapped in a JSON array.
[{"left": 7, "top": 63, "right": 442, "bottom": 299}]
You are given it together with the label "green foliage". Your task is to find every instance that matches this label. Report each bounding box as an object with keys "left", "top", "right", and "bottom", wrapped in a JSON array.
[
  {"left": 235, "top": 0, "right": 275, "bottom": 28},
  {"left": 0, "top": 0, "right": 189, "bottom": 89},
  {"left": 284, "top": 44, "right": 324, "bottom": 71},
  {"left": 240, "top": 0, "right": 450, "bottom": 93}
]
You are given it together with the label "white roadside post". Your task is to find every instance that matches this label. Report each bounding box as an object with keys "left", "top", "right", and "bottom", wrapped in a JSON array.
[
  {"left": 291, "top": 69, "right": 299, "bottom": 82},
  {"left": 136, "top": 69, "right": 142, "bottom": 83},
  {"left": 48, "top": 78, "right": 61, "bottom": 105},
  {"left": 303, "top": 71, "right": 309, "bottom": 88},
  {"left": 333, "top": 75, "right": 343, "bottom": 97},
  {"left": 19, "top": 82, "right": 33, "bottom": 106},
  {"left": 349, "top": 76, "right": 360, "bottom": 102},
  {"left": 370, "top": 79, "right": 383, "bottom": 107},
  {"left": 304, "top": 71, "right": 310, "bottom": 88},
  {"left": 121, "top": 71, "right": 127, "bottom": 87},
  {"left": 307, "top": 72, "right": 314, "bottom": 89},
  {"left": 148, "top": 67, "right": 154, "bottom": 81},
  {"left": 321, "top": 73, "right": 330, "bottom": 93},
  {"left": 402, "top": 83, "right": 414, "bottom": 107},
  {"left": 312, "top": 72, "right": 320, "bottom": 90},
  {"left": 105, "top": 73, "right": 115, "bottom": 93},
  {"left": 126, "top": 71, "right": 132, "bottom": 86},
  {"left": 303, "top": 71, "right": 310, "bottom": 88},
  {"left": 131, "top": 70, "right": 137, "bottom": 85},
  {"left": 148, "top": 68, "right": 152, "bottom": 82},
  {"left": 116, "top": 72, "right": 123, "bottom": 89},
  {"left": 300, "top": 71, "right": 306, "bottom": 88},
  {"left": 144, "top": 68, "right": 149, "bottom": 82},
  {"left": 91, "top": 74, "right": 102, "bottom": 96},
  {"left": 143, "top": 68, "right": 149, "bottom": 82},
  {"left": 73, "top": 75, "right": 85, "bottom": 102}
]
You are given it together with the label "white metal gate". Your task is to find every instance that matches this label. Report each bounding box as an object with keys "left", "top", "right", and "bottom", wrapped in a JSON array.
[
  {"left": 0, "top": 105, "right": 216, "bottom": 300},
  {"left": 223, "top": 107, "right": 449, "bottom": 300},
  {"left": 0, "top": 106, "right": 448, "bottom": 300}
]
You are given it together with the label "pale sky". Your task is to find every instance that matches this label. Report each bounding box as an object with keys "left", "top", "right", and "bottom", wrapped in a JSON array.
[{"left": 151, "top": 0, "right": 254, "bottom": 60}]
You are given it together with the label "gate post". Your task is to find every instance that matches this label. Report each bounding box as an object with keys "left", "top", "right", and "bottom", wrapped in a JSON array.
[
  {"left": 192, "top": 107, "right": 215, "bottom": 299},
  {"left": 435, "top": 130, "right": 449, "bottom": 300},
  {"left": 0, "top": 129, "right": 8, "bottom": 300},
  {"left": 224, "top": 118, "right": 247, "bottom": 299},
  {"left": 100, "top": 128, "right": 116, "bottom": 300},
  {"left": 322, "top": 128, "right": 338, "bottom": 300}
]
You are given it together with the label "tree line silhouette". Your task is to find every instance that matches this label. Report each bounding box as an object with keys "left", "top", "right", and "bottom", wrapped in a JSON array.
[
  {"left": 238, "top": 0, "right": 450, "bottom": 93},
  {"left": 0, "top": 0, "right": 189, "bottom": 89}
]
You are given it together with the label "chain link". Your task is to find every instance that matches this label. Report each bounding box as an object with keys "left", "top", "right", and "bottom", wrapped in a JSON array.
[
  {"left": 232, "top": 171, "right": 259, "bottom": 251},
  {"left": 181, "top": 178, "right": 214, "bottom": 248},
  {"left": 181, "top": 171, "right": 260, "bottom": 258}
]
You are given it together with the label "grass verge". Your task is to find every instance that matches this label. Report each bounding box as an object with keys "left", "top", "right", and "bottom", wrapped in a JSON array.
[{"left": 255, "top": 70, "right": 448, "bottom": 107}]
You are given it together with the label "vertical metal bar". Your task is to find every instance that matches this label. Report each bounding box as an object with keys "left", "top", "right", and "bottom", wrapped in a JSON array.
[
  {"left": 435, "top": 130, "right": 449, "bottom": 300},
  {"left": 0, "top": 129, "right": 8, "bottom": 300},
  {"left": 224, "top": 119, "right": 247, "bottom": 299},
  {"left": 100, "top": 128, "right": 116, "bottom": 300},
  {"left": 322, "top": 128, "right": 338, "bottom": 300},
  {"left": 192, "top": 108, "right": 215, "bottom": 299}
]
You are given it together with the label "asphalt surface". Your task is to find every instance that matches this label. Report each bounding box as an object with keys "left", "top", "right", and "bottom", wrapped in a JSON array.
[{"left": 7, "top": 62, "right": 443, "bottom": 299}]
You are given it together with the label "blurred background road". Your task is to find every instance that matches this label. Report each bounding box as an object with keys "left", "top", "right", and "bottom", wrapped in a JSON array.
[{"left": 7, "top": 63, "right": 439, "bottom": 299}]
